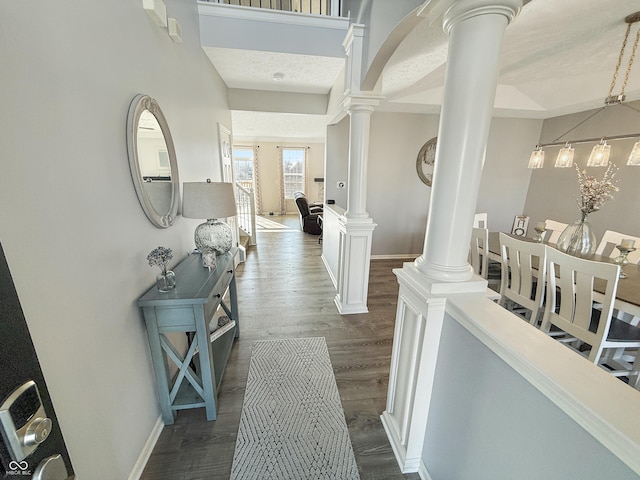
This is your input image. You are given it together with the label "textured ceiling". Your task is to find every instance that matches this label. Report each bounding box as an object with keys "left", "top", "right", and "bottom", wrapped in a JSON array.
[
  {"left": 384, "top": 0, "right": 640, "bottom": 117},
  {"left": 204, "top": 47, "right": 345, "bottom": 95},
  {"left": 232, "top": 110, "right": 330, "bottom": 142},
  {"left": 205, "top": 0, "right": 640, "bottom": 140}
]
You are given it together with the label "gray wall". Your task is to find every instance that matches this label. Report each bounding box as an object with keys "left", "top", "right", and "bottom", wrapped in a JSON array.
[
  {"left": 478, "top": 116, "right": 542, "bottom": 232},
  {"left": 366, "top": 112, "right": 542, "bottom": 256},
  {"left": 325, "top": 115, "right": 350, "bottom": 208},
  {"left": 422, "top": 316, "right": 639, "bottom": 480},
  {"left": 368, "top": 112, "right": 438, "bottom": 256},
  {"left": 523, "top": 100, "right": 640, "bottom": 240},
  {"left": 0, "top": 2, "right": 230, "bottom": 478}
]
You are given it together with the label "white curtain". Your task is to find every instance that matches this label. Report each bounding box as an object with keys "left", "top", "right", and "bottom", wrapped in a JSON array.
[{"left": 252, "top": 145, "right": 263, "bottom": 215}]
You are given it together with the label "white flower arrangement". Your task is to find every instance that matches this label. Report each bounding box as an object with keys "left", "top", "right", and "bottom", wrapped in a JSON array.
[
  {"left": 147, "top": 246, "right": 173, "bottom": 274},
  {"left": 575, "top": 163, "right": 619, "bottom": 218}
]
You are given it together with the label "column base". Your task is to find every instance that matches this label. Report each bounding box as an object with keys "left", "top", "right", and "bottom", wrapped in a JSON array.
[
  {"left": 382, "top": 262, "right": 489, "bottom": 472},
  {"left": 404, "top": 259, "right": 487, "bottom": 295},
  {"left": 334, "top": 216, "right": 376, "bottom": 315},
  {"left": 334, "top": 296, "right": 368, "bottom": 315}
]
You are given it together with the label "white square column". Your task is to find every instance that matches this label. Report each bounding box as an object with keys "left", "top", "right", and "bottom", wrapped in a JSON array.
[
  {"left": 334, "top": 216, "right": 376, "bottom": 314},
  {"left": 381, "top": 265, "right": 487, "bottom": 472},
  {"left": 333, "top": 24, "right": 382, "bottom": 315}
]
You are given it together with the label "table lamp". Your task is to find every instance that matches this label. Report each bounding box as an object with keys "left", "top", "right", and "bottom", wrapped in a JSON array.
[{"left": 182, "top": 180, "right": 237, "bottom": 269}]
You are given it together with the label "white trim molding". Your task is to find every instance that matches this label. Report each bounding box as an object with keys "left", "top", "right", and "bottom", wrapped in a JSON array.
[
  {"left": 334, "top": 217, "right": 376, "bottom": 314},
  {"left": 128, "top": 416, "right": 164, "bottom": 480}
]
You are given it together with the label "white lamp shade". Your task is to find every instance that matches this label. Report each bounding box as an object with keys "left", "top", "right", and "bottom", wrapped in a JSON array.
[
  {"left": 628, "top": 141, "right": 640, "bottom": 165},
  {"left": 528, "top": 147, "right": 544, "bottom": 169},
  {"left": 555, "top": 144, "right": 574, "bottom": 168},
  {"left": 587, "top": 140, "right": 611, "bottom": 167},
  {"left": 182, "top": 181, "right": 237, "bottom": 219}
]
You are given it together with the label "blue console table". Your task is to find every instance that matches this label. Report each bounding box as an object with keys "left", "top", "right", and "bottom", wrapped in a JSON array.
[{"left": 137, "top": 249, "right": 239, "bottom": 425}]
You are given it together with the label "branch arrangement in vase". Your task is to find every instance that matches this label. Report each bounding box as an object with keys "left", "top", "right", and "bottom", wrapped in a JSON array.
[{"left": 575, "top": 163, "right": 619, "bottom": 219}]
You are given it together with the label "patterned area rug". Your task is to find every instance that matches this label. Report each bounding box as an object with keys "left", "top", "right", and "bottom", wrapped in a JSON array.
[{"left": 231, "top": 337, "right": 360, "bottom": 479}]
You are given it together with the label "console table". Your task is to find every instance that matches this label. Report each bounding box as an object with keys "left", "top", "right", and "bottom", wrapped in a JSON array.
[{"left": 137, "top": 249, "right": 239, "bottom": 425}]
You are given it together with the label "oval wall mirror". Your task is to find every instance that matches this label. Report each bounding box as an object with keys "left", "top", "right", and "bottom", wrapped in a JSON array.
[{"left": 126, "top": 94, "right": 180, "bottom": 228}]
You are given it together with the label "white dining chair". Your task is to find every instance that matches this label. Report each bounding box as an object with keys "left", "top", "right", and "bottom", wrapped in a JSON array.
[
  {"left": 470, "top": 227, "right": 500, "bottom": 292},
  {"left": 543, "top": 219, "right": 568, "bottom": 244},
  {"left": 498, "top": 233, "right": 546, "bottom": 326},
  {"left": 473, "top": 212, "right": 488, "bottom": 229},
  {"left": 595, "top": 230, "right": 640, "bottom": 265},
  {"left": 595, "top": 230, "right": 640, "bottom": 326},
  {"left": 540, "top": 247, "right": 640, "bottom": 389}
]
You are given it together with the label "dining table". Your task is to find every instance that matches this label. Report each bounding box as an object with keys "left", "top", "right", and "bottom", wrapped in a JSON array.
[{"left": 488, "top": 232, "right": 640, "bottom": 319}]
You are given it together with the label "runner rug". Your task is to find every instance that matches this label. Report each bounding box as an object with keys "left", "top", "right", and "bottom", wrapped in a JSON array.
[{"left": 230, "top": 337, "right": 360, "bottom": 479}]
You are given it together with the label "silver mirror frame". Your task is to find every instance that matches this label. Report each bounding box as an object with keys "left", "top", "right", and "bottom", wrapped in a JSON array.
[{"left": 126, "top": 94, "right": 180, "bottom": 228}]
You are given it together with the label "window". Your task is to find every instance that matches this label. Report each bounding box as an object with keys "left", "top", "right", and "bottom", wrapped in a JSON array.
[
  {"left": 232, "top": 147, "right": 254, "bottom": 190},
  {"left": 282, "top": 148, "right": 305, "bottom": 198}
]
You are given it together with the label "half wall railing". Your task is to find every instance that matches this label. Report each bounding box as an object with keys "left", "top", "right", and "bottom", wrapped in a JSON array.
[
  {"left": 236, "top": 183, "right": 257, "bottom": 246},
  {"left": 202, "top": 0, "right": 342, "bottom": 16}
]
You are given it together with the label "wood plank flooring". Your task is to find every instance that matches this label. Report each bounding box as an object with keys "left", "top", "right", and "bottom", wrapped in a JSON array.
[{"left": 141, "top": 215, "right": 420, "bottom": 480}]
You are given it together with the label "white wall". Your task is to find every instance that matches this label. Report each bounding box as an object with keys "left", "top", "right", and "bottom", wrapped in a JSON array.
[
  {"left": 0, "top": 2, "right": 230, "bottom": 478},
  {"left": 523, "top": 100, "right": 640, "bottom": 240}
]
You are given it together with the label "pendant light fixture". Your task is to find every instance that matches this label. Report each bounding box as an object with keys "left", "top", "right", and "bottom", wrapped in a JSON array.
[
  {"left": 528, "top": 145, "right": 544, "bottom": 169},
  {"left": 587, "top": 139, "right": 611, "bottom": 167},
  {"left": 555, "top": 143, "right": 575, "bottom": 168},
  {"left": 628, "top": 141, "right": 640, "bottom": 165},
  {"left": 527, "top": 12, "right": 640, "bottom": 168}
]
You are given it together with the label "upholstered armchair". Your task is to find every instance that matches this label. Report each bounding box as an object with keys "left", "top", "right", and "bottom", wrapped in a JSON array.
[{"left": 293, "top": 192, "right": 323, "bottom": 235}]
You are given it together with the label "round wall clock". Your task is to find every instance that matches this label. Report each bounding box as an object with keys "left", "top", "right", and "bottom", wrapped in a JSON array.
[{"left": 416, "top": 137, "right": 437, "bottom": 186}]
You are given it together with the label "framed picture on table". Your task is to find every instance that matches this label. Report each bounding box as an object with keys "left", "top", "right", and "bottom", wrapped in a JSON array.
[{"left": 511, "top": 215, "right": 529, "bottom": 237}]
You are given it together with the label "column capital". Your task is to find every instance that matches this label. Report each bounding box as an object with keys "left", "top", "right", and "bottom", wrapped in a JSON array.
[
  {"left": 342, "top": 23, "right": 365, "bottom": 51},
  {"left": 443, "top": 0, "right": 521, "bottom": 33},
  {"left": 342, "top": 95, "right": 380, "bottom": 113},
  {"left": 339, "top": 215, "right": 376, "bottom": 228}
]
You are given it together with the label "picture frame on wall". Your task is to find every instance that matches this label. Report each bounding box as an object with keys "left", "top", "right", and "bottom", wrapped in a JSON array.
[{"left": 511, "top": 215, "right": 529, "bottom": 237}]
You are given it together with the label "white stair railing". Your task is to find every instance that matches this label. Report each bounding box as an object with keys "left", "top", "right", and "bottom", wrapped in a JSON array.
[
  {"left": 202, "top": 0, "right": 342, "bottom": 17},
  {"left": 235, "top": 183, "right": 257, "bottom": 246}
]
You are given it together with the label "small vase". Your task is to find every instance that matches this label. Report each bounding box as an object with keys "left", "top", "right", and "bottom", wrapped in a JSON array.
[
  {"left": 556, "top": 214, "right": 596, "bottom": 258},
  {"left": 156, "top": 269, "right": 176, "bottom": 292}
]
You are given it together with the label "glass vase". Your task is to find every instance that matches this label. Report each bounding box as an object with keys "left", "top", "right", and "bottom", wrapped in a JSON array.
[
  {"left": 156, "top": 269, "right": 176, "bottom": 292},
  {"left": 555, "top": 215, "right": 596, "bottom": 258}
]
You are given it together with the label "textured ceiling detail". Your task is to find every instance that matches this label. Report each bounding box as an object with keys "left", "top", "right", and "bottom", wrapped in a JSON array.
[
  {"left": 204, "top": 47, "right": 344, "bottom": 94},
  {"left": 203, "top": 0, "right": 640, "bottom": 138},
  {"left": 381, "top": 14, "right": 448, "bottom": 99},
  {"left": 494, "top": 0, "right": 640, "bottom": 115},
  {"left": 231, "top": 110, "right": 328, "bottom": 141}
]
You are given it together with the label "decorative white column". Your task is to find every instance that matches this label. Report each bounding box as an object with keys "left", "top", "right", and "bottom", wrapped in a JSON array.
[
  {"left": 344, "top": 102, "right": 374, "bottom": 219},
  {"left": 414, "top": 0, "right": 522, "bottom": 283},
  {"left": 334, "top": 25, "right": 379, "bottom": 315},
  {"left": 381, "top": 0, "right": 522, "bottom": 473},
  {"left": 335, "top": 100, "right": 379, "bottom": 315}
]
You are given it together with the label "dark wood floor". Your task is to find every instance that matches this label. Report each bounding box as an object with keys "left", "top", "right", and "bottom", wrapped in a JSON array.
[{"left": 141, "top": 215, "right": 420, "bottom": 480}]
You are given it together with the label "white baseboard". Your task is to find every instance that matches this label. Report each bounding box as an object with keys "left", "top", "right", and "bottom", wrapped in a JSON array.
[
  {"left": 418, "top": 460, "right": 434, "bottom": 480},
  {"left": 128, "top": 416, "right": 164, "bottom": 480},
  {"left": 380, "top": 411, "right": 422, "bottom": 474},
  {"left": 321, "top": 254, "right": 338, "bottom": 289},
  {"left": 370, "top": 254, "right": 420, "bottom": 260}
]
